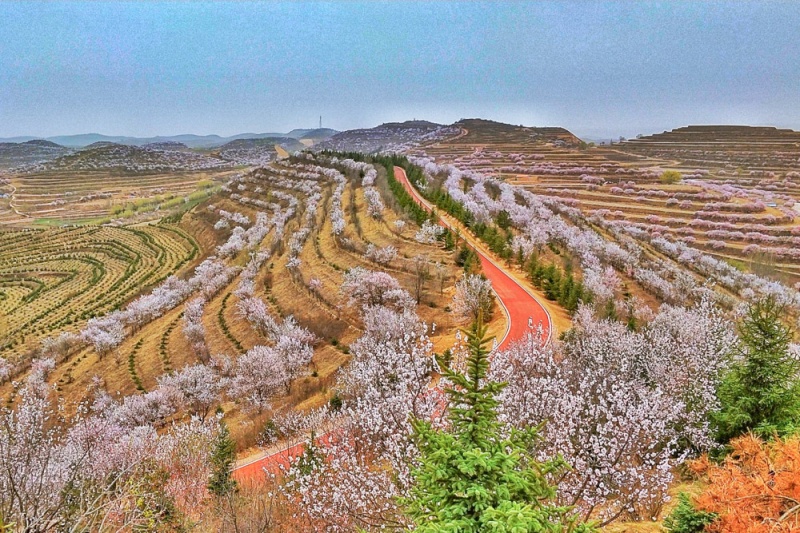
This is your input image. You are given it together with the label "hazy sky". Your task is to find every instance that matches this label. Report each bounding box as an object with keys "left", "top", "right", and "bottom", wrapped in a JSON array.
[{"left": 1, "top": 1, "right": 799, "bottom": 139}]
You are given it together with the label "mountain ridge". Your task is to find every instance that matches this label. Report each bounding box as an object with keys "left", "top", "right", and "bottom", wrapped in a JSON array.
[{"left": 0, "top": 129, "right": 339, "bottom": 148}]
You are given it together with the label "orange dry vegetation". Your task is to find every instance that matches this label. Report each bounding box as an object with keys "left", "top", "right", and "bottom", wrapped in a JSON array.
[{"left": 690, "top": 434, "right": 800, "bottom": 532}]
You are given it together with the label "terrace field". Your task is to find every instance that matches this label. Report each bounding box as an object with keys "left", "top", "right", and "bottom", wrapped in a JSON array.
[
  {"left": 0, "top": 154, "right": 481, "bottom": 454},
  {"left": 415, "top": 120, "right": 800, "bottom": 287},
  {"left": 0, "top": 168, "right": 241, "bottom": 226},
  {"left": 0, "top": 222, "right": 201, "bottom": 359}
]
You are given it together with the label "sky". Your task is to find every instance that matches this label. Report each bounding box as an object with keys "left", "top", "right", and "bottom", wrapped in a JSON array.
[{"left": 1, "top": 1, "right": 799, "bottom": 139}]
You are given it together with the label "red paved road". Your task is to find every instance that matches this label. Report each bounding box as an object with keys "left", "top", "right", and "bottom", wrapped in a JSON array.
[
  {"left": 233, "top": 164, "right": 552, "bottom": 481},
  {"left": 393, "top": 166, "right": 551, "bottom": 348},
  {"left": 234, "top": 432, "right": 337, "bottom": 482}
]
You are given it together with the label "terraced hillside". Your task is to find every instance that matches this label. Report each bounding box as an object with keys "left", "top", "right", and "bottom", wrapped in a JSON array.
[
  {"left": 0, "top": 167, "right": 237, "bottom": 226},
  {"left": 29, "top": 142, "right": 233, "bottom": 172},
  {"left": 0, "top": 222, "right": 200, "bottom": 359},
  {"left": 0, "top": 155, "right": 472, "bottom": 453},
  {"left": 214, "top": 137, "right": 305, "bottom": 165},
  {"left": 415, "top": 121, "right": 800, "bottom": 286},
  {"left": 618, "top": 125, "right": 800, "bottom": 171}
]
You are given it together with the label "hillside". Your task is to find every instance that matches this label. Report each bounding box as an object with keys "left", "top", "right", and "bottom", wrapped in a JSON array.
[
  {"left": 1, "top": 138, "right": 799, "bottom": 532},
  {"left": 0, "top": 139, "right": 73, "bottom": 169},
  {"left": 30, "top": 142, "right": 231, "bottom": 172},
  {"left": 618, "top": 125, "right": 800, "bottom": 170},
  {"left": 452, "top": 118, "right": 582, "bottom": 147},
  {"left": 141, "top": 141, "right": 193, "bottom": 152},
  {"left": 216, "top": 137, "right": 305, "bottom": 165},
  {"left": 315, "top": 120, "right": 459, "bottom": 153},
  {"left": 298, "top": 128, "right": 338, "bottom": 141},
  {"left": 414, "top": 120, "right": 800, "bottom": 286}
]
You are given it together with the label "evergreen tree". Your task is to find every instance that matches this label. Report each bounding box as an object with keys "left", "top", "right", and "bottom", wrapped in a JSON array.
[
  {"left": 496, "top": 210, "right": 512, "bottom": 230},
  {"left": 294, "top": 431, "right": 324, "bottom": 476},
  {"left": 565, "top": 284, "right": 582, "bottom": 314},
  {"left": 404, "top": 317, "right": 592, "bottom": 532},
  {"left": 208, "top": 421, "right": 238, "bottom": 497},
  {"left": 516, "top": 247, "right": 525, "bottom": 267},
  {"left": 557, "top": 275, "right": 574, "bottom": 308},
  {"left": 713, "top": 297, "right": 800, "bottom": 441},
  {"left": 543, "top": 265, "right": 561, "bottom": 301},
  {"left": 444, "top": 230, "right": 455, "bottom": 251}
]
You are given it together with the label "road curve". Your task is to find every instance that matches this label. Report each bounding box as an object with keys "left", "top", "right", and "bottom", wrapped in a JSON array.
[
  {"left": 234, "top": 433, "right": 336, "bottom": 481},
  {"left": 233, "top": 163, "right": 553, "bottom": 481},
  {"left": 393, "top": 166, "right": 551, "bottom": 348}
]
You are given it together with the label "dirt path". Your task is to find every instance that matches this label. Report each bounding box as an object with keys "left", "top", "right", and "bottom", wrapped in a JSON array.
[{"left": 7, "top": 183, "right": 29, "bottom": 218}]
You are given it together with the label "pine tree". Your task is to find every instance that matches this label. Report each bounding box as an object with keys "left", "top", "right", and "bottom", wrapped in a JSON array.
[
  {"left": 565, "top": 283, "right": 582, "bottom": 314},
  {"left": 444, "top": 230, "right": 455, "bottom": 251},
  {"left": 208, "top": 421, "right": 238, "bottom": 497},
  {"left": 557, "top": 275, "right": 574, "bottom": 308},
  {"left": 603, "top": 298, "right": 617, "bottom": 321},
  {"left": 543, "top": 266, "right": 561, "bottom": 301},
  {"left": 713, "top": 297, "right": 800, "bottom": 441},
  {"left": 404, "top": 317, "right": 592, "bottom": 532}
]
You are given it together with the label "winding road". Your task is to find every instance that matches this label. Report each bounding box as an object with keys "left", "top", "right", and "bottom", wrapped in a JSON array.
[
  {"left": 233, "top": 165, "right": 552, "bottom": 481},
  {"left": 393, "top": 166, "right": 551, "bottom": 348}
]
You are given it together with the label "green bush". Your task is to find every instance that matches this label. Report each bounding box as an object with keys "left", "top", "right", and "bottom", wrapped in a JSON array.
[{"left": 663, "top": 493, "right": 717, "bottom": 533}]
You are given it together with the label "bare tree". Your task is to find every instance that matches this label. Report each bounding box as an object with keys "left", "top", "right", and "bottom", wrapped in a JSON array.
[
  {"left": 411, "top": 255, "right": 431, "bottom": 304},
  {"left": 434, "top": 261, "right": 449, "bottom": 295}
]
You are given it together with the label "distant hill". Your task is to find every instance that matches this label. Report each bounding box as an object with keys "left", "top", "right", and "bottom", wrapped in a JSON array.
[
  {"left": 0, "top": 129, "right": 339, "bottom": 149},
  {"left": 452, "top": 119, "right": 582, "bottom": 147},
  {"left": 298, "top": 128, "right": 339, "bottom": 141},
  {"left": 218, "top": 137, "right": 302, "bottom": 150},
  {"left": 216, "top": 137, "right": 305, "bottom": 166},
  {"left": 141, "top": 141, "right": 192, "bottom": 152},
  {"left": 286, "top": 129, "right": 314, "bottom": 139},
  {"left": 24, "top": 139, "right": 64, "bottom": 148},
  {"left": 29, "top": 142, "right": 231, "bottom": 172},
  {"left": 384, "top": 120, "right": 442, "bottom": 129},
  {"left": 617, "top": 124, "right": 800, "bottom": 170},
  {"left": 0, "top": 139, "right": 73, "bottom": 169},
  {"left": 315, "top": 120, "right": 452, "bottom": 153}
]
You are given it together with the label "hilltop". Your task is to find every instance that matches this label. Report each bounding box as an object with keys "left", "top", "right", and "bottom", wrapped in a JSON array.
[
  {"left": 314, "top": 120, "right": 458, "bottom": 153},
  {"left": 287, "top": 128, "right": 339, "bottom": 140},
  {"left": 215, "top": 137, "right": 305, "bottom": 165},
  {"left": 452, "top": 118, "right": 582, "bottom": 146}
]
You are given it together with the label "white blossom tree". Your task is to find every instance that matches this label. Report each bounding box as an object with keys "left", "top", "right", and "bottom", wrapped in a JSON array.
[
  {"left": 182, "top": 297, "right": 208, "bottom": 360},
  {"left": 414, "top": 219, "right": 444, "bottom": 244},
  {"left": 451, "top": 274, "right": 494, "bottom": 323},
  {"left": 158, "top": 363, "right": 222, "bottom": 420}
]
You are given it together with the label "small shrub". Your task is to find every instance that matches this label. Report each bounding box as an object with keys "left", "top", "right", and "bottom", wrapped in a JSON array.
[
  {"left": 329, "top": 392, "right": 343, "bottom": 411},
  {"left": 660, "top": 170, "right": 683, "bottom": 184},
  {"left": 663, "top": 493, "right": 717, "bottom": 533}
]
